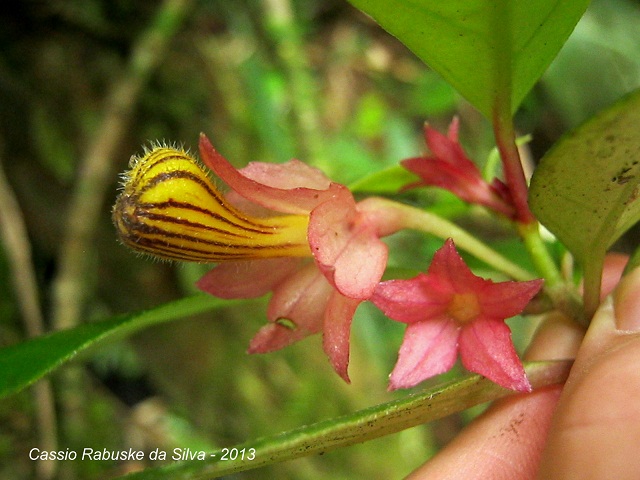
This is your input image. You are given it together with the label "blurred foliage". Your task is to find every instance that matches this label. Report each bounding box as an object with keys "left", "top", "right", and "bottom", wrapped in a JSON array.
[{"left": 0, "top": 0, "right": 638, "bottom": 478}]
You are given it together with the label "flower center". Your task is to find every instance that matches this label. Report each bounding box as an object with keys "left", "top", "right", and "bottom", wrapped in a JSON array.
[
  {"left": 113, "top": 147, "right": 311, "bottom": 262},
  {"left": 447, "top": 293, "right": 481, "bottom": 324}
]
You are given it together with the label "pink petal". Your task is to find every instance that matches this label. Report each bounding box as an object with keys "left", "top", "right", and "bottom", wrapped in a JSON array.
[
  {"left": 480, "top": 279, "right": 544, "bottom": 319},
  {"left": 371, "top": 275, "right": 451, "bottom": 324},
  {"left": 389, "top": 319, "right": 460, "bottom": 390},
  {"left": 322, "top": 292, "right": 362, "bottom": 383},
  {"left": 308, "top": 196, "right": 387, "bottom": 299},
  {"left": 401, "top": 157, "right": 509, "bottom": 214},
  {"left": 248, "top": 322, "right": 313, "bottom": 354},
  {"left": 223, "top": 189, "right": 275, "bottom": 217},
  {"left": 427, "top": 239, "right": 486, "bottom": 293},
  {"left": 459, "top": 319, "right": 531, "bottom": 392},
  {"left": 423, "top": 118, "right": 477, "bottom": 172},
  {"left": 238, "top": 160, "right": 331, "bottom": 190},
  {"left": 196, "top": 258, "right": 302, "bottom": 299},
  {"left": 401, "top": 157, "right": 483, "bottom": 193},
  {"left": 266, "top": 263, "right": 331, "bottom": 327},
  {"left": 402, "top": 119, "right": 517, "bottom": 217},
  {"left": 248, "top": 265, "right": 331, "bottom": 354},
  {"left": 199, "top": 134, "right": 345, "bottom": 214}
]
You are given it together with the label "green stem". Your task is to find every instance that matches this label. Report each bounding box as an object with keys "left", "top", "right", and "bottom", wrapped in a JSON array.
[
  {"left": 366, "top": 198, "right": 535, "bottom": 281},
  {"left": 518, "top": 222, "right": 562, "bottom": 287},
  {"left": 519, "top": 222, "right": 586, "bottom": 324}
]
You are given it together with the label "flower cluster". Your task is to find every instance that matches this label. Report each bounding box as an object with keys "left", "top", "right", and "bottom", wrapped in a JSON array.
[{"left": 113, "top": 121, "right": 542, "bottom": 392}]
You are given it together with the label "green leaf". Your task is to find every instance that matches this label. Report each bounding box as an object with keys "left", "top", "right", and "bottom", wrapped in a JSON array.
[
  {"left": 0, "top": 294, "right": 238, "bottom": 399},
  {"left": 348, "top": 165, "right": 418, "bottom": 194},
  {"left": 118, "top": 361, "right": 571, "bottom": 479},
  {"left": 529, "top": 88, "right": 640, "bottom": 315},
  {"left": 347, "top": 0, "right": 589, "bottom": 118}
]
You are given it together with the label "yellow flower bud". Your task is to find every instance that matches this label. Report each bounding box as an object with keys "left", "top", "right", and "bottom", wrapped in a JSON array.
[{"left": 113, "top": 146, "right": 310, "bottom": 262}]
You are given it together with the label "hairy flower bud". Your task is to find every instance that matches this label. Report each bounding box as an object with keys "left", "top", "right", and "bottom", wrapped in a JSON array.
[{"left": 113, "top": 146, "right": 310, "bottom": 262}]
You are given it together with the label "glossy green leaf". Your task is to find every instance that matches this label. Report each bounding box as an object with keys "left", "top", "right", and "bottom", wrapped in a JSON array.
[
  {"left": 0, "top": 294, "right": 238, "bottom": 399},
  {"left": 530, "top": 88, "right": 640, "bottom": 314},
  {"left": 347, "top": 0, "right": 589, "bottom": 118},
  {"left": 118, "top": 360, "right": 571, "bottom": 479}
]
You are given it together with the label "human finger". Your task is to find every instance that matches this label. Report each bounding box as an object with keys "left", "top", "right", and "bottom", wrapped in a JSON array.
[{"left": 536, "top": 267, "right": 640, "bottom": 480}]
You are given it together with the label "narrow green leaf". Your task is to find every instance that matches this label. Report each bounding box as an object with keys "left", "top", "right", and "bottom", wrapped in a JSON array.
[
  {"left": 118, "top": 360, "right": 571, "bottom": 479},
  {"left": 530, "top": 88, "right": 640, "bottom": 314},
  {"left": 347, "top": 0, "right": 588, "bottom": 118},
  {"left": 348, "top": 165, "right": 418, "bottom": 194},
  {"left": 0, "top": 294, "right": 237, "bottom": 399}
]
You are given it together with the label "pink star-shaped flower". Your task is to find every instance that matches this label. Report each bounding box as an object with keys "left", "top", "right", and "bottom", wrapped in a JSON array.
[
  {"left": 196, "top": 135, "right": 395, "bottom": 382},
  {"left": 371, "top": 238, "right": 543, "bottom": 392},
  {"left": 401, "top": 117, "right": 516, "bottom": 218}
]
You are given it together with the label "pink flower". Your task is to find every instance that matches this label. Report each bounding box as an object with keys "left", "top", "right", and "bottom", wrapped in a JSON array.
[
  {"left": 195, "top": 135, "right": 394, "bottom": 382},
  {"left": 371, "top": 239, "right": 543, "bottom": 392},
  {"left": 401, "top": 118, "right": 516, "bottom": 218}
]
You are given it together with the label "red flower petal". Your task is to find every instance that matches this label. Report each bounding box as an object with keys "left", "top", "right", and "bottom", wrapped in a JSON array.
[
  {"left": 479, "top": 278, "right": 544, "bottom": 319},
  {"left": 322, "top": 292, "right": 362, "bottom": 383},
  {"left": 427, "top": 238, "right": 486, "bottom": 293},
  {"left": 238, "top": 159, "right": 331, "bottom": 190},
  {"left": 308, "top": 195, "right": 387, "bottom": 299},
  {"left": 389, "top": 319, "right": 460, "bottom": 390},
  {"left": 199, "top": 134, "right": 344, "bottom": 215},
  {"left": 459, "top": 318, "right": 531, "bottom": 392},
  {"left": 196, "top": 258, "right": 302, "bottom": 299},
  {"left": 423, "top": 118, "right": 474, "bottom": 170},
  {"left": 248, "top": 266, "right": 331, "bottom": 354},
  {"left": 401, "top": 119, "right": 516, "bottom": 218},
  {"left": 371, "top": 275, "right": 451, "bottom": 323},
  {"left": 266, "top": 263, "right": 331, "bottom": 326},
  {"left": 248, "top": 323, "right": 311, "bottom": 354}
]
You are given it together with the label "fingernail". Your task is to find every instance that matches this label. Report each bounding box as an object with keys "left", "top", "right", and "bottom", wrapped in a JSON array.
[{"left": 614, "top": 267, "right": 640, "bottom": 332}]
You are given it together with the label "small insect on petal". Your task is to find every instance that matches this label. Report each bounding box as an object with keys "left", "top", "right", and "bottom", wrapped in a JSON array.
[{"left": 112, "top": 146, "right": 311, "bottom": 262}]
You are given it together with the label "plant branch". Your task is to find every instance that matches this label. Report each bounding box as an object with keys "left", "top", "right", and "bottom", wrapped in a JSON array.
[
  {"left": 364, "top": 197, "right": 535, "bottom": 281},
  {"left": 48, "top": 0, "right": 193, "bottom": 453},
  {"left": 492, "top": 111, "right": 536, "bottom": 224},
  {"left": 119, "top": 360, "right": 572, "bottom": 479},
  {"left": 0, "top": 153, "right": 58, "bottom": 480},
  {"left": 51, "top": 0, "right": 194, "bottom": 332}
]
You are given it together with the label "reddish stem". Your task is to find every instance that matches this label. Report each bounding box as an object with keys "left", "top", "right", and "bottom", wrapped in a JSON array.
[{"left": 492, "top": 111, "right": 536, "bottom": 224}]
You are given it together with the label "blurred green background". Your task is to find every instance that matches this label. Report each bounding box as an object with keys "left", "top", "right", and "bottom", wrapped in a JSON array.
[{"left": 1, "top": 0, "right": 639, "bottom": 478}]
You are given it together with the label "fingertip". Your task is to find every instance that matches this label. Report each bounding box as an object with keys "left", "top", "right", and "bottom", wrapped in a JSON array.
[
  {"left": 614, "top": 266, "right": 640, "bottom": 331},
  {"left": 407, "top": 387, "right": 562, "bottom": 480},
  {"left": 524, "top": 312, "right": 585, "bottom": 362},
  {"left": 536, "top": 267, "right": 640, "bottom": 479},
  {"left": 536, "top": 332, "right": 640, "bottom": 479}
]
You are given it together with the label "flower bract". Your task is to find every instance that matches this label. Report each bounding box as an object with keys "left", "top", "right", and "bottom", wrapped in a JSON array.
[{"left": 401, "top": 118, "right": 516, "bottom": 218}]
